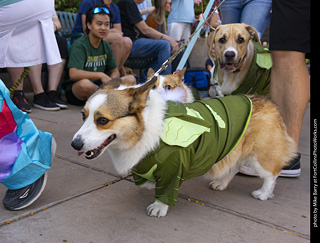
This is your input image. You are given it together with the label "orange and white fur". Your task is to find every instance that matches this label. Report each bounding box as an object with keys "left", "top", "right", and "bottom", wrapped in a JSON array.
[
  {"left": 71, "top": 77, "right": 296, "bottom": 217},
  {"left": 147, "top": 67, "right": 194, "bottom": 103}
]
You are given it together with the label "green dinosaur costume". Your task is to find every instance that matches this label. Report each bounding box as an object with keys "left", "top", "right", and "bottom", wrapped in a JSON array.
[
  {"left": 214, "top": 42, "right": 272, "bottom": 95},
  {"left": 132, "top": 95, "right": 252, "bottom": 206}
]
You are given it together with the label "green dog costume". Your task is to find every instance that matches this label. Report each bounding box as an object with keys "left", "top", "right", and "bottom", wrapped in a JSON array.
[{"left": 132, "top": 95, "right": 252, "bottom": 206}]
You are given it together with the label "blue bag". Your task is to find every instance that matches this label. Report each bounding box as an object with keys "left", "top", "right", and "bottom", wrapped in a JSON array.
[{"left": 183, "top": 67, "right": 211, "bottom": 91}]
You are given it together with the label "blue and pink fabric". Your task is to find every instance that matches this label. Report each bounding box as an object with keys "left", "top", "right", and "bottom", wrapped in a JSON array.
[{"left": 0, "top": 80, "right": 52, "bottom": 190}]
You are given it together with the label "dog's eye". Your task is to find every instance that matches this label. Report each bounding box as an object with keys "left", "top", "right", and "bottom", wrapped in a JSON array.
[
  {"left": 237, "top": 38, "right": 244, "bottom": 44},
  {"left": 97, "top": 117, "right": 109, "bottom": 125},
  {"left": 81, "top": 111, "right": 86, "bottom": 121},
  {"left": 218, "top": 37, "right": 226, "bottom": 44},
  {"left": 164, "top": 85, "right": 172, "bottom": 91}
]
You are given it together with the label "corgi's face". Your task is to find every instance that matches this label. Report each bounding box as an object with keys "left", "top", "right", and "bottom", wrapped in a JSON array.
[
  {"left": 71, "top": 77, "right": 157, "bottom": 160},
  {"left": 148, "top": 67, "right": 190, "bottom": 102}
]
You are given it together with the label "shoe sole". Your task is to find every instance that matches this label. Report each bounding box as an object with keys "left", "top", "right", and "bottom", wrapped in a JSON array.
[
  {"left": 239, "top": 165, "right": 301, "bottom": 178},
  {"left": 33, "top": 104, "right": 60, "bottom": 111},
  {"left": 12, "top": 172, "right": 48, "bottom": 211},
  {"left": 56, "top": 103, "right": 68, "bottom": 109}
]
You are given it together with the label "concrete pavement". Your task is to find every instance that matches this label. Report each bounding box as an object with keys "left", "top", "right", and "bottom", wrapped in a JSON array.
[{"left": 0, "top": 96, "right": 311, "bottom": 243}]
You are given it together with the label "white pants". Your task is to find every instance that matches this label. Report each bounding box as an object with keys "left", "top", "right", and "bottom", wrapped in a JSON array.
[{"left": 167, "top": 22, "right": 192, "bottom": 42}]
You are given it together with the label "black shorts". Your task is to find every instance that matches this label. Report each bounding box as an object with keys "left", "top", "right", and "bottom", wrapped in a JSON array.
[
  {"left": 65, "top": 80, "right": 103, "bottom": 106},
  {"left": 269, "top": 0, "right": 310, "bottom": 53}
]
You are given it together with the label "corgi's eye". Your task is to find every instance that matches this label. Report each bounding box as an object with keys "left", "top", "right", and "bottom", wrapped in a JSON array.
[
  {"left": 97, "top": 117, "right": 109, "bottom": 125},
  {"left": 164, "top": 85, "right": 172, "bottom": 91},
  {"left": 81, "top": 111, "right": 86, "bottom": 121}
]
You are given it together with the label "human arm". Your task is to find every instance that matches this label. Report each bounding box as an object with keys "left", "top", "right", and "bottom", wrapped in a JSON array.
[
  {"left": 69, "top": 68, "right": 112, "bottom": 83},
  {"left": 134, "top": 21, "right": 178, "bottom": 53}
]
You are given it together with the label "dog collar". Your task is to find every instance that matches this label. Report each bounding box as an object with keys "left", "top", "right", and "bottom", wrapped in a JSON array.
[{"left": 233, "top": 52, "right": 247, "bottom": 73}]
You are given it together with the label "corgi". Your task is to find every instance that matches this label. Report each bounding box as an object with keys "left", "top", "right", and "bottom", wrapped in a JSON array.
[
  {"left": 71, "top": 77, "right": 296, "bottom": 217},
  {"left": 147, "top": 67, "right": 194, "bottom": 103}
]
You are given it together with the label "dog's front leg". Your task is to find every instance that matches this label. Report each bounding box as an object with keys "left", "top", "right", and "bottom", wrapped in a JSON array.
[{"left": 146, "top": 201, "right": 169, "bottom": 217}]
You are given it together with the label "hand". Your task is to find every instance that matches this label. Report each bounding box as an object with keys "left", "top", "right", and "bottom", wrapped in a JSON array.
[
  {"left": 99, "top": 73, "right": 112, "bottom": 83},
  {"left": 149, "top": 6, "right": 156, "bottom": 14},
  {"left": 170, "top": 39, "right": 179, "bottom": 54}
]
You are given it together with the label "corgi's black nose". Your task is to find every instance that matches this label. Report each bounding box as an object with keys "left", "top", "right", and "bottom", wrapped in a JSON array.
[{"left": 71, "top": 136, "right": 84, "bottom": 151}]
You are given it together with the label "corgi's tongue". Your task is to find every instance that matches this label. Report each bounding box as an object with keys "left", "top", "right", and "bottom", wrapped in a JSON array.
[{"left": 78, "top": 152, "right": 84, "bottom": 156}]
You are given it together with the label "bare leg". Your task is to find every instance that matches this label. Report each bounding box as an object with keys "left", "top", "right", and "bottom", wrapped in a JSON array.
[
  {"left": 270, "top": 51, "right": 310, "bottom": 150},
  {"left": 47, "top": 59, "right": 66, "bottom": 91},
  {"left": 72, "top": 79, "right": 99, "bottom": 101},
  {"left": 6, "top": 67, "right": 25, "bottom": 90},
  {"left": 27, "top": 64, "right": 44, "bottom": 95}
]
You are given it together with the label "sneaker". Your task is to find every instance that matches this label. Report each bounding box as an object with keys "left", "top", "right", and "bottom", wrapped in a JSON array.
[
  {"left": 33, "top": 92, "right": 60, "bottom": 111},
  {"left": 46, "top": 90, "right": 68, "bottom": 109},
  {"left": 239, "top": 153, "right": 302, "bottom": 178},
  {"left": 2, "top": 173, "right": 48, "bottom": 211},
  {"left": 11, "top": 90, "right": 32, "bottom": 113},
  {"left": 279, "top": 153, "right": 301, "bottom": 177}
]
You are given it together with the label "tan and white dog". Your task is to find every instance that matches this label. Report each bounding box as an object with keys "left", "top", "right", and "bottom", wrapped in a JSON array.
[
  {"left": 71, "top": 77, "right": 296, "bottom": 217},
  {"left": 147, "top": 67, "right": 194, "bottom": 103},
  {"left": 206, "top": 23, "right": 271, "bottom": 96}
]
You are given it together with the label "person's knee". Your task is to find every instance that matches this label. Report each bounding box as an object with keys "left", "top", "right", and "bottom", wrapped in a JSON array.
[
  {"left": 73, "top": 79, "right": 98, "bottom": 100},
  {"left": 123, "top": 37, "right": 132, "bottom": 51}
]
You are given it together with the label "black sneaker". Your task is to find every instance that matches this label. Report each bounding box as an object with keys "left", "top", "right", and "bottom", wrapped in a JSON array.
[
  {"left": 239, "top": 153, "right": 301, "bottom": 177},
  {"left": 11, "top": 90, "right": 32, "bottom": 113},
  {"left": 279, "top": 153, "right": 301, "bottom": 177},
  {"left": 2, "top": 173, "right": 48, "bottom": 211},
  {"left": 46, "top": 90, "right": 68, "bottom": 109},
  {"left": 33, "top": 92, "right": 60, "bottom": 111}
]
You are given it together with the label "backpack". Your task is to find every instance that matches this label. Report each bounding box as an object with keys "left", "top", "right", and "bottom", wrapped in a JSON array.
[{"left": 183, "top": 67, "right": 211, "bottom": 91}]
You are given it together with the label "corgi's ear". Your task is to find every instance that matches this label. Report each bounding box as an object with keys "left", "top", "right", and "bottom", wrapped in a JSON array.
[
  {"left": 176, "top": 67, "right": 187, "bottom": 80},
  {"left": 147, "top": 68, "right": 155, "bottom": 79},
  {"left": 127, "top": 76, "right": 157, "bottom": 112},
  {"left": 100, "top": 78, "right": 122, "bottom": 89}
]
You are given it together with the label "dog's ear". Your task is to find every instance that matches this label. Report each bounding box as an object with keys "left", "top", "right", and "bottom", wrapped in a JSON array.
[
  {"left": 206, "top": 30, "right": 216, "bottom": 53},
  {"left": 127, "top": 76, "right": 157, "bottom": 112},
  {"left": 176, "top": 67, "right": 187, "bottom": 80},
  {"left": 147, "top": 68, "right": 155, "bottom": 80},
  {"left": 100, "top": 78, "right": 122, "bottom": 90},
  {"left": 245, "top": 24, "right": 260, "bottom": 43}
]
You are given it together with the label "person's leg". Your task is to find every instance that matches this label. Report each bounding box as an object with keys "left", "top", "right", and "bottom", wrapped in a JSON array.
[
  {"left": 241, "top": 0, "right": 272, "bottom": 39},
  {"left": 167, "top": 22, "right": 185, "bottom": 41},
  {"left": 47, "top": 60, "right": 66, "bottom": 91},
  {"left": 270, "top": 51, "right": 310, "bottom": 150},
  {"left": 130, "top": 38, "right": 172, "bottom": 80},
  {"left": 104, "top": 33, "right": 132, "bottom": 76},
  {"left": 27, "top": 64, "right": 44, "bottom": 95},
  {"left": 218, "top": 0, "right": 242, "bottom": 24},
  {"left": 0, "top": 81, "right": 53, "bottom": 210},
  {"left": 7, "top": 67, "right": 32, "bottom": 112},
  {"left": 71, "top": 79, "right": 100, "bottom": 101}
]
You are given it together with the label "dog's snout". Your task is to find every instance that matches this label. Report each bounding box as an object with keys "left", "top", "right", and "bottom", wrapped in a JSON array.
[
  {"left": 224, "top": 51, "right": 236, "bottom": 60},
  {"left": 71, "top": 136, "right": 84, "bottom": 151}
]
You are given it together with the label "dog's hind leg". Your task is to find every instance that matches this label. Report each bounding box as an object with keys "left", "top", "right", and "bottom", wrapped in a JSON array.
[
  {"left": 251, "top": 161, "right": 277, "bottom": 200},
  {"left": 208, "top": 166, "right": 239, "bottom": 191}
]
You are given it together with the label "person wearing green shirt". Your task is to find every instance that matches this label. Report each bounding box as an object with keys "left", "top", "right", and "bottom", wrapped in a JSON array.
[{"left": 63, "top": 4, "right": 135, "bottom": 106}]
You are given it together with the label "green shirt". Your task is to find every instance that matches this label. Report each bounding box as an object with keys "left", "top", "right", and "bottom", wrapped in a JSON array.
[
  {"left": 62, "top": 35, "right": 117, "bottom": 92},
  {"left": 132, "top": 95, "right": 252, "bottom": 206}
]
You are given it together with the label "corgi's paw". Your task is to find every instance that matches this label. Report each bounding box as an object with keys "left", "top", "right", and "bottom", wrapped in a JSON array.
[
  {"left": 209, "top": 180, "right": 228, "bottom": 191},
  {"left": 252, "top": 190, "right": 274, "bottom": 200},
  {"left": 140, "top": 181, "right": 155, "bottom": 190},
  {"left": 146, "top": 201, "right": 169, "bottom": 217}
]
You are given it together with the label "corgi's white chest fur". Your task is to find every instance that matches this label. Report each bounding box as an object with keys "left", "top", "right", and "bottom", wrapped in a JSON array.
[{"left": 107, "top": 90, "right": 167, "bottom": 175}]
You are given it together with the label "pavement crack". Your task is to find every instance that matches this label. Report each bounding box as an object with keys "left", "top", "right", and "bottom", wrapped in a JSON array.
[
  {"left": 179, "top": 194, "right": 310, "bottom": 240},
  {"left": 0, "top": 177, "right": 126, "bottom": 228}
]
